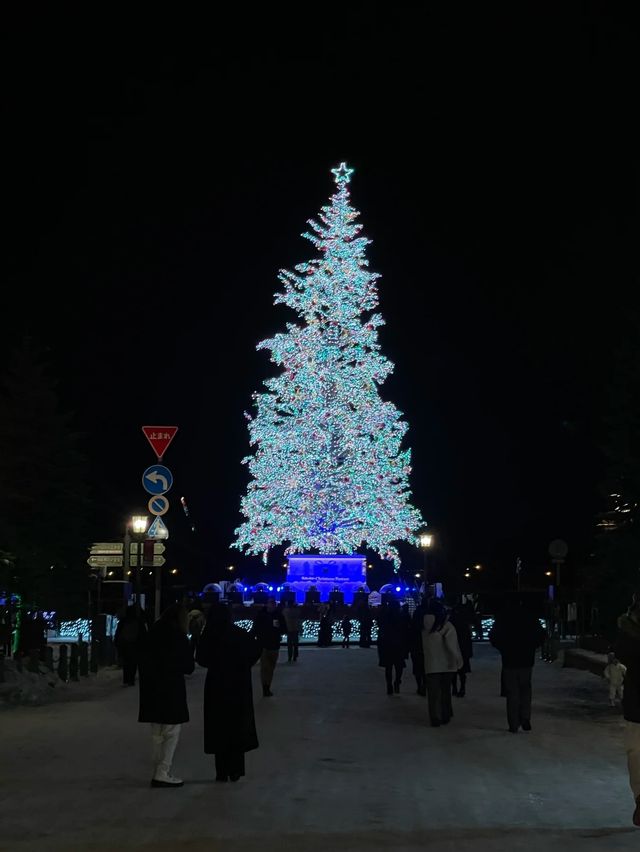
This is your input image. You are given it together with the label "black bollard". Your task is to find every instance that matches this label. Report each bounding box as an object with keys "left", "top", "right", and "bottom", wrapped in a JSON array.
[
  {"left": 0, "top": 653, "right": 5, "bottom": 684},
  {"left": 69, "top": 644, "right": 79, "bottom": 681},
  {"left": 45, "top": 646, "right": 54, "bottom": 673},
  {"left": 79, "top": 641, "right": 89, "bottom": 677},
  {"left": 58, "top": 644, "right": 68, "bottom": 681},
  {"left": 27, "top": 648, "right": 40, "bottom": 673}
]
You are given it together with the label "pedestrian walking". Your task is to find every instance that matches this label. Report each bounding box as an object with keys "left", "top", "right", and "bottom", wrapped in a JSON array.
[
  {"left": 604, "top": 651, "right": 626, "bottom": 706},
  {"left": 318, "top": 608, "right": 333, "bottom": 647},
  {"left": 341, "top": 613, "right": 353, "bottom": 648},
  {"left": 115, "top": 605, "right": 148, "bottom": 686},
  {"left": 358, "top": 609, "right": 373, "bottom": 648},
  {"left": 187, "top": 604, "right": 206, "bottom": 655},
  {"left": 197, "top": 603, "right": 262, "bottom": 782},
  {"left": 377, "top": 600, "right": 409, "bottom": 695},
  {"left": 253, "top": 597, "right": 286, "bottom": 697},
  {"left": 616, "top": 593, "right": 640, "bottom": 826},
  {"left": 489, "top": 598, "right": 545, "bottom": 734},
  {"left": 282, "top": 601, "right": 302, "bottom": 662},
  {"left": 422, "top": 601, "right": 463, "bottom": 726},
  {"left": 138, "top": 603, "right": 194, "bottom": 788},
  {"left": 409, "top": 598, "right": 427, "bottom": 696},
  {"left": 449, "top": 600, "right": 474, "bottom": 698}
]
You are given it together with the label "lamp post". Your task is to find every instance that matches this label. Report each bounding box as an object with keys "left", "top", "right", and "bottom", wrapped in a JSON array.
[
  {"left": 419, "top": 532, "right": 433, "bottom": 594},
  {"left": 125, "top": 515, "right": 148, "bottom": 613}
]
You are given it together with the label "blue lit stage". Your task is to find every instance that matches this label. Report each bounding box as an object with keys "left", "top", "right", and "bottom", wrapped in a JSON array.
[{"left": 286, "top": 554, "right": 367, "bottom": 603}]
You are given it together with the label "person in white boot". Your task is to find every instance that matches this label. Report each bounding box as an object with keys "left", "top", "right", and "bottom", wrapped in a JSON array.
[{"left": 138, "top": 603, "right": 194, "bottom": 787}]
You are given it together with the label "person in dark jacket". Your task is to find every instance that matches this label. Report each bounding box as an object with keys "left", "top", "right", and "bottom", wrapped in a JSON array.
[
  {"left": 359, "top": 609, "right": 373, "bottom": 648},
  {"left": 489, "top": 599, "right": 545, "bottom": 733},
  {"left": 616, "top": 593, "right": 640, "bottom": 827},
  {"left": 377, "top": 601, "right": 409, "bottom": 695},
  {"left": 450, "top": 601, "right": 474, "bottom": 698},
  {"left": 197, "top": 604, "right": 262, "bottom": 782},
  {"left": 341, "top": 614, "right": 353, "bottom": 648},
  {"left": 410, "top": 599, "right": 427, "bottom": 696},
  {"left": 318, "top": 609, "right": 333, "bottom": 647},
  {"left": 138, "top": 603, "right": 194, "bottom": 788},
  {"left": 115, "top": 605, "right": 148, "bottom": 686},
  {"left": 252, "top": 598, "right": 285, "bottom": 697}
]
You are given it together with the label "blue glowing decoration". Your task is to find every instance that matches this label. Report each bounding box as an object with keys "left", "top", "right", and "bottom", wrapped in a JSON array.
[
  {"left": 233, "top": 165, "right": 425, "bottom": 567},
  {"left": 286, "top": 553, "right": 366, "bottom": 603}
]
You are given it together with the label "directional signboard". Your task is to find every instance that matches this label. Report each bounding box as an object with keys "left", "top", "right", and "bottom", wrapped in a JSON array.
[
  {"left": 148, "top": 495, "right": 170, "bottom": 516},
  {"left": 147, "top": 516, "right": 169, "bottom": 540},
  {"left": 142, "top": 464, "right": 173, "bottom": 496},
  {"left": 129, "top": 554, "right": 166, "bottom": 567},
  {"left": 142, "top": 426, "right": 178, "bottom": 460},
  {"left": 87, "top": 555, "right": 123, "bottom": 568},
  {"left": 90, "top": 542, "right": 124, "bottom": 554}
]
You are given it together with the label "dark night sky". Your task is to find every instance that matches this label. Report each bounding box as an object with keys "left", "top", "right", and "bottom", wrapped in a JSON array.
[{"left": 4, "top": 6, "right": 639, "bottom": 589}]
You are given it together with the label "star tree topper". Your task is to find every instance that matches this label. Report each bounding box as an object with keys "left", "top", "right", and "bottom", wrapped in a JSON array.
[{"left": 331, "top": 162, "right": 354, "bottom": 184}]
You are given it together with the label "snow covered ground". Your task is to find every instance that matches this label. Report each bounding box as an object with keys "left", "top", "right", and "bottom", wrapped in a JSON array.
[{"left": 0, "top": 643, "right": 638, "bottom": 851}]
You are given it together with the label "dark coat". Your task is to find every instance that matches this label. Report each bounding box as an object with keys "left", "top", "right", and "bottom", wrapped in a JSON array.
[
  {"left": 489, "top": 611, "right": 545, "bottom": 668},
  {"left": 450, "top": 609, "right": 473, "bottom": 672},
  {"left": 138, "top": 620, "right": 194, "bottom": 724},
  {"left": 616, "top": 612, "right": 640, "bottom": 723},
  {"left": 377, "top": 609, "right": 409, "bottom": 668},
  {"left": 252, "top": 608, "right": 286, "bottom": 651},
  {"left": 318, "top": 614, "right": 333, "bottom": 646},
  {"left": 115, "top": 610, "right": 147, "bottom": 658},
  {"left": 197, "top": 623, "right": 262, "bottom": 755}
]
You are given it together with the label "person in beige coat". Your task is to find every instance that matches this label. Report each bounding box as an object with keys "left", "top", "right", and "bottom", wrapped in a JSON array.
[{"left": 422, "top": 601, "right": 464, "bottom": 727}]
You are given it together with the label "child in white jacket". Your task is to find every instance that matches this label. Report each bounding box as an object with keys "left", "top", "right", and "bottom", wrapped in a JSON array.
[{"left": 604, "top": 652, "right": 626, "bottom": 706}]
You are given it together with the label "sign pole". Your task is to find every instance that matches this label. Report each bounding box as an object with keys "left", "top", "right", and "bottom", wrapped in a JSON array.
[{"left": 154, "top": 564, "right": 162, "bottom": 621}]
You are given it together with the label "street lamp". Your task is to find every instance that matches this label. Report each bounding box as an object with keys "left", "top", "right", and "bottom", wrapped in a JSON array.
[
  {"left": 123, "top": 515, "right": 148, "bottom": 612},
  {"left": 419, "top": 532, "right": 434, "bottom": 591}
]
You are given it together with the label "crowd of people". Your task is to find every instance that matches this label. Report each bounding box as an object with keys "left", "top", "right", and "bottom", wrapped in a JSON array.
[{"left": 117, "top": 589, "right": 640, "bottom": 826}]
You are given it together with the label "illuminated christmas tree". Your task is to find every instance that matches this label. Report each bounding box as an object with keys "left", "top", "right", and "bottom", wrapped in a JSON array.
[{"left": 234, "top": 163, "right": 424, "bottom": 565}]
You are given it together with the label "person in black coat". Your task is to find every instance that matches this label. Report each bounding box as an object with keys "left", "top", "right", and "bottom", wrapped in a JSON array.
[
  {"left": 489, "top": 599, "right": 545, "bottom": 733},
  {"left": 616, "top": 593, "right": 640, "bottom": 827},
  {"left": 197, "top": 603, "right": 262, "bottom": 782},
  {"left": 377, "top": 601, "right": 409, "bottom": 695},
  {"left": 449, "top": 601, "right": 474, "bottom": 697},
  {"left": 341, "top": 614, "right": 353, "bottom": 648},
  {"left": 138, "top": 603, "right": 194, "bottom": 788},
  {"left": 358, "top": 609, "right": 373, "bottom": 648},
  {"left": 115, "top": 605, "right": 148, "bottom": 686},
  {"left": 409, "top": 599, "right": 427, "bottom": 696},
  {"left": 318, "top": 609, "right": 333, "bottom": 647}
]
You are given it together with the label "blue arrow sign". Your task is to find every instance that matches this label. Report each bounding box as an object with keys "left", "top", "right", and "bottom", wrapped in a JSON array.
[{"left": 142, "top": 464, "right": 173, "bottom": 495}]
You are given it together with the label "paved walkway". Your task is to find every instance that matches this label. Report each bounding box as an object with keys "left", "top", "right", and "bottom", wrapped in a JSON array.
[{"left": 0, "top": 644, "right": 638, "bottom": 851}]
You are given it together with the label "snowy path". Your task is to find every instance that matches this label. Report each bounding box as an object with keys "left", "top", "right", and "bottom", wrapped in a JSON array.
[{"left": 0, "top": 644, "right": 638, "bottom": 851}]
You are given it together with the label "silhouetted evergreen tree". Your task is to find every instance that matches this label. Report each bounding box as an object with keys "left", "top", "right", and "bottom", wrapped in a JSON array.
[{"left": 0, "top": 339, "right": 90, "bottom": 614}]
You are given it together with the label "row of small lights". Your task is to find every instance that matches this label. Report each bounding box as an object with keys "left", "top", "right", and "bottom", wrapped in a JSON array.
[{"left": 104, "top": 568, "right": 179, "bottom": 577}]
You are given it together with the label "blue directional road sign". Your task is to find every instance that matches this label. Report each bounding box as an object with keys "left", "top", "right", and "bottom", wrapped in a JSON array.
[
  {"left": 148, "top": 495, "right": 170, "bottom": 516},
  {"left": 142, "top": 464, "right": 173, "bottom": 495}
]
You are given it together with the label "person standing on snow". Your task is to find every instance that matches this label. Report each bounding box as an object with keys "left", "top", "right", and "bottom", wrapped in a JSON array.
[
  {"left": 282, "top": 600, "right": 302, "bottom": 663},
  {"left": 616, "top": 593, "right": 640, "bottom": 827},
  {"left": 422, "top": 600, "right": 463, "bottom": 726},
  {"left": 252, "top": 597, "right": 286, "bottom": 697},
  {"left": 197, "top": 603, "right": 262, "bottom": 782},
  {"left": 489, "top": 597, "right": 545, "bottom": 734},
  {"left": 604, "top": 651, "right": 626, "bottom": 707},
  {"left": 138, "top": 603, "right": 194, "bottom": 788}
]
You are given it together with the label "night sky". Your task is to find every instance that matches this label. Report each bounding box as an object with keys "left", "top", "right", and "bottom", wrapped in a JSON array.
[{"left": 4, "top": 7, "right": 639, "bottom": 590}]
